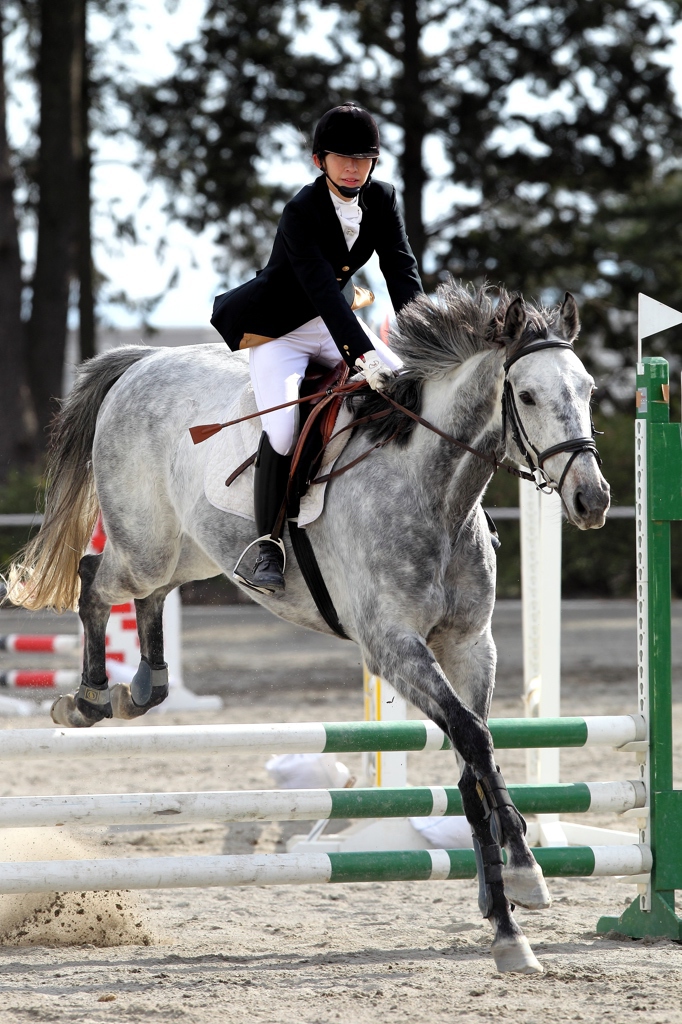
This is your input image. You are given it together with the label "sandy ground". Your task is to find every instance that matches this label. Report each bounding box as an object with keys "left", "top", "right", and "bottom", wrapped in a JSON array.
[{"left": 0, "top": 601, "right": 680, "bottom": 1023}]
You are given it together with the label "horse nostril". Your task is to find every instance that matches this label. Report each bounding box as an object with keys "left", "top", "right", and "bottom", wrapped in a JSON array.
[{"left": 574, "top": 490, "right": 587, "bottom": 518}]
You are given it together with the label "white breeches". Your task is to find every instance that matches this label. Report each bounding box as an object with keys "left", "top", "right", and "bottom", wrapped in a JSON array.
[{"left": 249, "top": 315, "right": 403, "bottom": 455}]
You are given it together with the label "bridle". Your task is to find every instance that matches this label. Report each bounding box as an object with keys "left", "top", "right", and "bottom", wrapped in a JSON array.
[{"left": 501, "top": 339, "right": 602, "bottom": 495}]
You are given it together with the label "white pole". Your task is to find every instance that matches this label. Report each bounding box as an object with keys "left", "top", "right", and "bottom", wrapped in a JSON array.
[{"left": 520, "top": 480, "right": 565, "bottom": 845}]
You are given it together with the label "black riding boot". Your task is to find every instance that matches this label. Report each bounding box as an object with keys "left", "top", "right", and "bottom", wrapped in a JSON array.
[{"left": 233, "top": 432, "right": 291, "bottom": 595}]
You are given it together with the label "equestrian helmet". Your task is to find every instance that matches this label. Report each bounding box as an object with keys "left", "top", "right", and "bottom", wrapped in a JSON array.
[{"left": 312, "top": 103, "right": 380, "bottom": 159}]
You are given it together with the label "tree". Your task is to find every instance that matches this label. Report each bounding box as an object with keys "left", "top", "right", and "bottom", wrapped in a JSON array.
[
  {"left": 0, "top": 10, "right": 32, "bottom": 478},
  {"left": 126, "top": 0, "right": 682, "bottom": 407},
  {"left": 126, "top": 0, "right": 331, "bottom": 277},
  {"left": 25, "top": 0, "right": 83, "bottom": 443}
]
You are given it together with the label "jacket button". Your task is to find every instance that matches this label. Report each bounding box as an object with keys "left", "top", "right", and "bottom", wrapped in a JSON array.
[
  {"left": 343, "top": 345, "right": 349, "bottom": 351},
  {"left": 342, "top": 266, "right": 350, "bottom": 272},
  {"left": 336, "top": 277, "right": 342, "bottom": 281}
]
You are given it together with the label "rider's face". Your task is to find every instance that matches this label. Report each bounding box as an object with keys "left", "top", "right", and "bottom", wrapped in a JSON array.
[{"left": 314, "top": 152, "right": 374, "bottom": 198}]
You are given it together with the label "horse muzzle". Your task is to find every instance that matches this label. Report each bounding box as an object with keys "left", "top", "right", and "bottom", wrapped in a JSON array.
[{"left": 565, "top": 474, "right": 611, "bottom": 530}]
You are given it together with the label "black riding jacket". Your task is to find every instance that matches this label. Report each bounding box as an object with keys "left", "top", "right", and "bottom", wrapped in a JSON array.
[{"left": 210, "top": 174, "right": 423, "bottom": 366}]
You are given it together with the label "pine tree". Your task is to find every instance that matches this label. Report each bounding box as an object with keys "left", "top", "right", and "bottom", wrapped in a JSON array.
[
  {"left": 126, "top": 0, "right": 682, "bottom": 405},
  {"left": 0, "top": 10, "right": 32, "bottom": 477}
]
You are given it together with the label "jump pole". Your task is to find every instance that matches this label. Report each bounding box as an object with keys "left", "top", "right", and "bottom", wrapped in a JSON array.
[
  {"left": 0, "top": 715, "right": 642, "bottom": 760},
  {"left": 0, "top": 780, "right": 645, "bottom": 829},
  {"left": 0, "top": 845, "right": 651, "bottom": 896}
]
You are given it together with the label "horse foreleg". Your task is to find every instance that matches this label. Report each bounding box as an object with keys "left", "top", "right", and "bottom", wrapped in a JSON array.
[
  {"left": 367, "top": 629, "right": 545, "bottom": 974},
  {"left": 51, "top": 554, "right": 113, "bottom": 728},
  {"left": 435, "top": 629, "right": 551, "bottom": 914},
  {"left": 110, "top": 588, "right": 170, "bottom": 720}
]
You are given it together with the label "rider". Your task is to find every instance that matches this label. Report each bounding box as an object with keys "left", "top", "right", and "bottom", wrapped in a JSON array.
[{"left": 211, "top": 102, "right": 424, "bottom": 594}]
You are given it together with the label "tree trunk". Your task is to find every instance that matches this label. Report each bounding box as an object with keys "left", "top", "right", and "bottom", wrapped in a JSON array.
[
  {"left": 0, "top": 18, "right": 32, "bottom": 478},
  {"left": 76, "top": 2, "right": 95, "bottom": 362},
  {"left": 26, "top": 0, "right": 82, "bottom": 444},
  {"left": 398, "top": 0, "right": 427, "bottom": 277}
]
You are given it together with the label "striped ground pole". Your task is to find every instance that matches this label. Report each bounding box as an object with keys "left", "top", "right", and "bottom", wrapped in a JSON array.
[
  {"left": 0, "top": 715, "right": 646, "bottom": 760},
  {"left": 0, "top": 780, "right": 645, "bottom": 829},
  {"left": 0, "top": 845, "right": 652, "bottom": 895},
  {"left": 0, "top": 670, "right": 80, "bottom": 689},
  {"left": 0, "top": 635, "right": 80, "bottom": 653}
]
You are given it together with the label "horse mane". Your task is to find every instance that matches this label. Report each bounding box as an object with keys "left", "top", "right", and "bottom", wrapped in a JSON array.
[{"left": 353, "top": 278, "right": 558, "bottom": 446}]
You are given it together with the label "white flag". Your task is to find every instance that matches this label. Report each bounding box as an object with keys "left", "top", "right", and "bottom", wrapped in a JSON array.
[{"left": 638, "top": 293, "right": 682, "bottom": 341}]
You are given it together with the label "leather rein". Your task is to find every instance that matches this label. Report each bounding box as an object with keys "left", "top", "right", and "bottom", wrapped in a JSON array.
[
  {"left": 319, "top": 339, "right": 601, "bottom": 493},
  {"left": 190, "top": 339, "right": 601, "bottom": 495}
]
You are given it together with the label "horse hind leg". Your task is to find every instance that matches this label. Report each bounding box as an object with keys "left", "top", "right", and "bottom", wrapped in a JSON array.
[
  {"left": 109, "top": 587, "right": 170, "bottom": 720},
  {"left": 51, "top": 553, "right": 113, "bottom": 728}
]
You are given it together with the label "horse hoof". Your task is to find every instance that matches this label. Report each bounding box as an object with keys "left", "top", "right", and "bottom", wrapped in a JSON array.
[
  {"left": 503, "top": 863, "right": 551, "bottom": 910},
  {"left": 110, "top": 683, "right": 148, "bottom": 720},
  {"left": 491, "top": 935, "right": 543, "bottom": 974},
  {"left": 51, "top": 694, "right": 97, "bottom": 729}
]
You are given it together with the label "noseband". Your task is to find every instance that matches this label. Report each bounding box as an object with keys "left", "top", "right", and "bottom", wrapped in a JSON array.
[{"left": 502, "top": 340, "right": 602, "bottom": 494}]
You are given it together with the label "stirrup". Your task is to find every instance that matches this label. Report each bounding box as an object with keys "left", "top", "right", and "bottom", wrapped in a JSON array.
[{"left": 233, "top": 535, "right": 287, "bottom": 595}]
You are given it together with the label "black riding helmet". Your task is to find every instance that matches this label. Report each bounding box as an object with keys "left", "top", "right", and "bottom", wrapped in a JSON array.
[{"left": 313, "top": 102, "right": 380, "bottom": 199}]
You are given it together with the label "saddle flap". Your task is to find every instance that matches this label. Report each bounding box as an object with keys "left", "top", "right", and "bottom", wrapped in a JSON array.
[{"left": 288, "top": 360, "right": 351, "bottom": 511}]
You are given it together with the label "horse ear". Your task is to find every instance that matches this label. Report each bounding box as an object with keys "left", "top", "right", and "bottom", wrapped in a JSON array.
[
  {"left": 559, "top": 292, "right": 580, "bottom": 343},
  {"left": 503, "top": 295, "right": 526, "bottom": 345}
]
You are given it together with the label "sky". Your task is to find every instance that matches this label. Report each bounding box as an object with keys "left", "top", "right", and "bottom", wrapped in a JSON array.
[{"left": 6, "top": 0, "right": 682, "bottom": 335}]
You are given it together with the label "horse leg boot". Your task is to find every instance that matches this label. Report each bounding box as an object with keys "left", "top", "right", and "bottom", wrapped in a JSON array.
[
  {"left": 233, "top": 431, "right": 291, "bottom": 595},
  {"left": 110, "top": 588, "right": 170, "bottom": 720},
  {"left": 475, "top": 767, "right": 551, "bottom": 911},
  {"left": 459, "top": 765, "right": 543, "bottom": 975},
  {"left": 51, "top": 554, "right": 113, "bottom": 728}
]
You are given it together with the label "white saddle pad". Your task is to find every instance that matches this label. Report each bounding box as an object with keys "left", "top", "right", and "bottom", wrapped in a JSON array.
[{"left": 203, "top": 383, "right": 354, "bottom": 527}]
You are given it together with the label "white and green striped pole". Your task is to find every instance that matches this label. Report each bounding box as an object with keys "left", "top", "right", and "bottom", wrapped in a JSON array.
[
  {"left": 0, "top": 845, "right": 651, "bottom": 895},
  {"left": 0, "top": 779, "right": 644, "bottom": 830},
  {"left": 0, "top": 715, "right": 645, "bottom": 762}
]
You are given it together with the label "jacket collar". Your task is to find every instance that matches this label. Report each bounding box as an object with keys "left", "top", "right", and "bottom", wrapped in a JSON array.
[{"left": 313, "top": 174, "right": 368, "bottom": 252}]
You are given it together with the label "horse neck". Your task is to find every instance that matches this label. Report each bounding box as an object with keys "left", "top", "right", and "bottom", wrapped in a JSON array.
[{"left": 412, "top": 349, "right": 506, "bottom": 520}]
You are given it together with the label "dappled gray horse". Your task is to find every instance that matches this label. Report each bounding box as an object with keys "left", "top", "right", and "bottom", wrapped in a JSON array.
[{"left": 9, "top": 282, "right": 610, "bottom": 973}]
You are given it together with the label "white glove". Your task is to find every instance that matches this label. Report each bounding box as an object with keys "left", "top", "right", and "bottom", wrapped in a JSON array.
[{"left": 354, "top": 349, "right": 395, "bottom": 391}]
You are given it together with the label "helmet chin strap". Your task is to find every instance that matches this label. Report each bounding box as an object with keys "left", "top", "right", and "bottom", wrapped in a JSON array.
[
  {"left": 322, "top": 158, "right": 377, "bottom": 201},
  {"left": 324, "top": 173, "right": 361, "bottom": 198}
]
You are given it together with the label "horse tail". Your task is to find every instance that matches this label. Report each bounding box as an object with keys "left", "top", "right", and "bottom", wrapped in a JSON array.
[{"left": 6, "top": 346, "right": 155, "bottom": 612}]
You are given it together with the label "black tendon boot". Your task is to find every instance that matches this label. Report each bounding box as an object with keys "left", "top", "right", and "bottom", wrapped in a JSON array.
[{"left": 233, "top": 432, "right": 292, "bottom": 594}]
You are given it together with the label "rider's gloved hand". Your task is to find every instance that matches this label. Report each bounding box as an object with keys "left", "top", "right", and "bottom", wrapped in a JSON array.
[{"left": 354, "top": 349, "right": 395, "bottom": 391}]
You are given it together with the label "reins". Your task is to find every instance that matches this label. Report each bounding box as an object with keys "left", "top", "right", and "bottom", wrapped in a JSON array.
[{"left": 189, "top": 340, "right": 602, "bottom": 495}]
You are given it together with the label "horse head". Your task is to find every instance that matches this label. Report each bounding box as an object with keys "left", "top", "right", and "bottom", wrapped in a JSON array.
[{"left": 497, "top": 292, "right": 610, "bottom": 530}]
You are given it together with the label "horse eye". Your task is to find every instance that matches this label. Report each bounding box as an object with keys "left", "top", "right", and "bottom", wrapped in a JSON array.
[{"left": 518, "top": 391, "right": 535, "bottom": 406}]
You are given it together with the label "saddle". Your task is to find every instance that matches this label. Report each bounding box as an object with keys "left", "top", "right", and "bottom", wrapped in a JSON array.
[{"left": 225, "top": 359, "right": 350, "bottom": 513}]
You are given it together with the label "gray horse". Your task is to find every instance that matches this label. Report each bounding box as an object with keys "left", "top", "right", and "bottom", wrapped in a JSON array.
[{"left": 9, "top": 281, "right": 610, "bottom": 974}]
